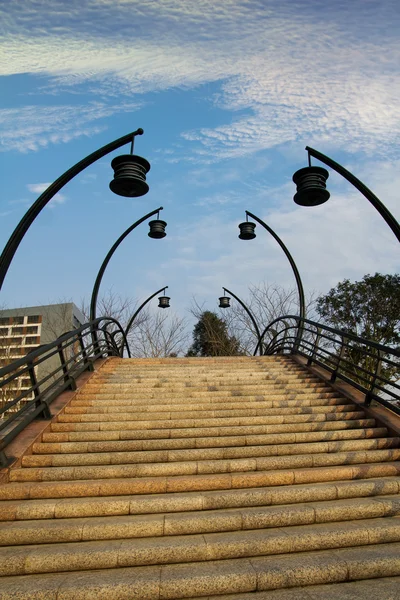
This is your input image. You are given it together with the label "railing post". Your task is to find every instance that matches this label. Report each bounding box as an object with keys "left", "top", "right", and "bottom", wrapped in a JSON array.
[
  {"left": 78, "top": 331, "right": 94, "bottom": 372},
  {"left": 28, "top": 358, "right": 51, "bottom": 419},
  {"left": 308, "top": 326, "right": 321, "bottom": 366},
  {"left": 331, "top": 335, "right": 345, "bottom": 383},
  {"left": 58, "top": 343, "right": 76, "bottom": 391},
  {"left": 365, "top": 349, "right": 383, "bottom": 407}
]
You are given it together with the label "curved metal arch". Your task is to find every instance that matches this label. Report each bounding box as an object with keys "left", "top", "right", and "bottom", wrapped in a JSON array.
[
  {"left": 125, "top": 286, "right": 168, "bottom": 339},
  {"left": 245, "top": 210, "right": 305, "bottom": 354},
  {"left": 0, "top": 129, "right": 144, "bottom": 292},
  {"left": 306, "top": 146, "right": 400, "bottom": 244},
  {"left": 89, "top": 207, "right": 163, "bottom": 323},
  {"left": 222, "top": 286, "right": 263, "bottom": 356}
]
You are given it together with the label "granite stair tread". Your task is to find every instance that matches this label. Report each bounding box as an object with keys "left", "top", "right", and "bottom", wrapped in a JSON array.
[{"left": 1, "top": 355, "right": 400, "bottom": 597}]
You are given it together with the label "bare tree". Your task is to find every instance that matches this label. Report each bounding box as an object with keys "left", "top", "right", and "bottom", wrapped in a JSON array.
[
  {"left": 130, "top": 310, "right": 189, "bottom": 358},
  {"left": 80, "top": 289, "right": 151, "bottom": 354}
]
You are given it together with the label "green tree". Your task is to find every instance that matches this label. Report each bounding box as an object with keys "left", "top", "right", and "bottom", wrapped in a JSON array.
[
  {"left": 186, "top": 311, "right": 241, "bottom": 357},
  {"left": 316, "top": 273, "right": 400, "bottom": 386}
]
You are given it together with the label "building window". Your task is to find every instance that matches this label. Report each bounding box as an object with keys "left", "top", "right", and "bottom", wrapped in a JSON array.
[
  {"left": 6, "top": 337, "right": 23, "bottom": 345},
  {"left": 25, "top": 336, "right": 39, "bottom": 345},
  {"left": 27, "top": 315, "right": 41, "bottom": 324},
  {"left": 26, "top": 326, "right": 38, "bottom": 334},
  {"left": 11, "top": 327, "right": 24, "bottom": 335},
  {"left": 12, "top": 316, "right": 24, "bottom": 325},
  {"left": 0, "top": 318, "right": 10, "bottom": 325}
]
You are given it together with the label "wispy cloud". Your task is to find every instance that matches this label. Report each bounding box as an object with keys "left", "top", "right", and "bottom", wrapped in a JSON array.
[
  {"left": 1, "top": 1, "right": 399, "bottom": 157},
  {"left": 0, "top": 102, "right": 142, "bottom": 153},
  {"left": 27, "top": 183, "right": 66, "bottom": 208}
]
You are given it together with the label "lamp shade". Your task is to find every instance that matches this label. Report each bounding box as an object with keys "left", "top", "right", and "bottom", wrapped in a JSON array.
[
  {"left": 219, "top": 296, "right": 231, "bottom": 308},
  {"left": 238, "top": 221, "right": 256, "bottom": 240},
  {"left": 158, "top": 296, "right": 170, "bottom": 308},
  {"left": 110, "top": 154, "right": 150, "bottom": 197},
  {"left": 148, "top": 220, "right": 167, "bottom": 239},
  {"left": 292, "top": 166, "right": 330, "bottom": 206}
]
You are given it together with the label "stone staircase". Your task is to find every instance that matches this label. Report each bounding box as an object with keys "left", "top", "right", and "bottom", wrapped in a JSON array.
[{"left": 1, "top": 355, "right": 400, "bottom": 598}]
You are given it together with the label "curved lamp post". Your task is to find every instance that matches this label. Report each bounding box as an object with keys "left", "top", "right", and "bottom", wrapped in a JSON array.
[
  {"left": 293, "top": 147, "right": 400, "bottom": 243},
  {"left": 0, "top": 128, "right": 150, "bottom": 292},
  {"left": 89, "top": 207, "right": 166, "bottom": 325},
  {"left": 89, "top": 207, "right": 166, "bottom": 357},
  {"left": 124, "top": 286, "right": 169, "bottom": 340},
  {"left": 218, "top": 287, "right": 263, "bottom": 355},
  {"left": 238, "top": 210, "right": 305, "bottom": 355}
]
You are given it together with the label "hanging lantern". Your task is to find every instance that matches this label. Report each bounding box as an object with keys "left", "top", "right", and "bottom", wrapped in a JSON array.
[
  {"left": 109, "top": 154, "right": 151, "bottom": 197},
  {"left": 238, "top": 221, "right": 256, "bottom": 240},
  {"left": 219, "top": 296, "right": 231, "bottom": 308},
  {"left": 158, "top": 295, "right": 170, "bottom": 309},
  {"left": 292, "top": 166, "right": 330, "bottom": 207},
  {"left": 148, "top": 219, "right": 167, "bottom": 239}
]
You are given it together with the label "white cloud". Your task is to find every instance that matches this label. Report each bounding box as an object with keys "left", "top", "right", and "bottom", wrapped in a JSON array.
[
  {"left": 0, "top": 102, "right": 141, "bottom": 153},
  {"left": 27, "top": 182, "right": 66, "bottom": 208},
  {"left": 1, "top": 1, "right": 399, "bottom": 157}
]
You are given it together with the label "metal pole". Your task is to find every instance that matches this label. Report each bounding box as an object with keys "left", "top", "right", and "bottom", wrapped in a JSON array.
[
  {"left": 222, "top": 286, "right": 263, "bottom": 356},
  {"left": 125, "top": 286, "right": 168, "bottom": 339},
  {"left": 0, "top": 129, "right": 144, "bottom": 292},
  {"left": 306, "top": 146, "right": 400, "bottom": 244},
  {"left": 245, "top": 210, "right": 305, "bottom": 354},
  {"left": 89, "top": 207, "right": 164, "bottom": 323}
]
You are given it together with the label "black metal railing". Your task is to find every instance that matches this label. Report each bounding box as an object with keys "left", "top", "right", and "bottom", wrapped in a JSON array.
[
  {"left": 0, "top": 317, "right": 128, "bottom": 467},
  {"left": 257, "top": 315, "right": 400, "bottom": 414}
]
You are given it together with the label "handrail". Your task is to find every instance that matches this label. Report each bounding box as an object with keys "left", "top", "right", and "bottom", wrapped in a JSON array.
[
  {"left": 0, "top": 317, "right": 126, "bottom": 466},
  {"left": 260, "top": 315, "right": 400, "bottom": 413}
]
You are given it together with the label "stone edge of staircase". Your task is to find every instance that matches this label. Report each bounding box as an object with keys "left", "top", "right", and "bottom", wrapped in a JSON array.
[
  {"left": 0, "top": 358, "right": 110, "bottom": 481},
  {"left": 291, "top": 354, "right": 400, "bottom": 439}
]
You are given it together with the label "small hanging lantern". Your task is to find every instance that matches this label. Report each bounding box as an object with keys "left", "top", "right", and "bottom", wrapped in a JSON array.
[
  {"left": 238, "top": 221, "right": 256, "bottom": 240},
  {"left": 109, "top": 132, "right": 150, "bottom": 197},
  {"left": 148, "top": 219, "right": 167, "bottom": 239},
  {"left": 158, "top": 293, "right": 170, "bottom": 308},
  {"left": 292, "top": 166, "right": 330, "bottom": 207},
  {"left": 219, "top": 295, "right": 230, "bottom": 309},
  {"left": 109, "top": 155, "right": 150, "bottom": 197}
]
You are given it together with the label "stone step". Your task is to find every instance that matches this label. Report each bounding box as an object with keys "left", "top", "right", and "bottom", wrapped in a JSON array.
[
  {"left": 42, "top": 419, "right": 378, "bottom": 443},
  {"left": 74, "top": 394, "right": 342, "bottom": 405},
  {"left": 189, "top": 577, "right": 400, "bottom": 600},
  {"left": 1, "top": 518, "right": 400, "bottom": 577},
  {"left": 2, "top": 542, "right": 400, "bottom": 598},
  {"left": 23, "top": 438, "right": 399, "bottom": 468},
  {"left": 55, "top": 405, "right": 359, "bottom": 424},
  {"left": 49, "top": 410, "right": 368, "bottom": 432},
  {"left": 84, "top": 377, "right": 329, "bottom": 387},
  {"left": 3, "top": 494, "right": 400, "bottom": 547},
  {"left": 2, "top": 477, "right": 399, "bottom": 521},
  {"left": 60, "top": 402, "right": 353, "bottom": 420},
  {"left": 67, "top": 398, "right": 351, "bottom": 411},
  {"left": 33, "top": 426, "right": 388, "bottom": 454},
  {"left": 10, "top": 450, "right": 400, "bottom": 482},
  {"left": 3, "top": 462, "right": 400, "bottom": 500},
  {"left": 98, "top": 372, "right": 322, "bottom": 381},
  {"left": 82, "top": 379, "right": 330, "bottom": 389}
]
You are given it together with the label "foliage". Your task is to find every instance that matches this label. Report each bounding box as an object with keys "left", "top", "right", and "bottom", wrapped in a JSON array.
[
  {"left": 315, "top": 273, "right": 400, "bottom": 387},
  {"left": 316, "top": 273, "right": 400, "bottom": 345},
  {"left": 186, "top": 311, "right": 241, "bottom": 357}
]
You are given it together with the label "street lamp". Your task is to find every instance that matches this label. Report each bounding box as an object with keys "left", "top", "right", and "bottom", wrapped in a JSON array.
[
  {"left": 293, "top": 147, "right": 400, "bottom": 243},
  {"left": 238, "top": 210, "right": 305, "bottom": 354},
  {"left": 89, "top": 207, "right": 166, "bottom": 324},
  {"left": 0, "top": 128, "right": 150, "bottom": 292},
  {"left": 218, "top": 286, "right": 263, "bottom": 355},
  {"left": 117, "top": 286, "right": 170, "bottom": 351}
]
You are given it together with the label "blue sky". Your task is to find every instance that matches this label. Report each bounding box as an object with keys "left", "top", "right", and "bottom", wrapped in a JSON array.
[{"left": 1, "top": 0, "right": 399, "bottom": 325}]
